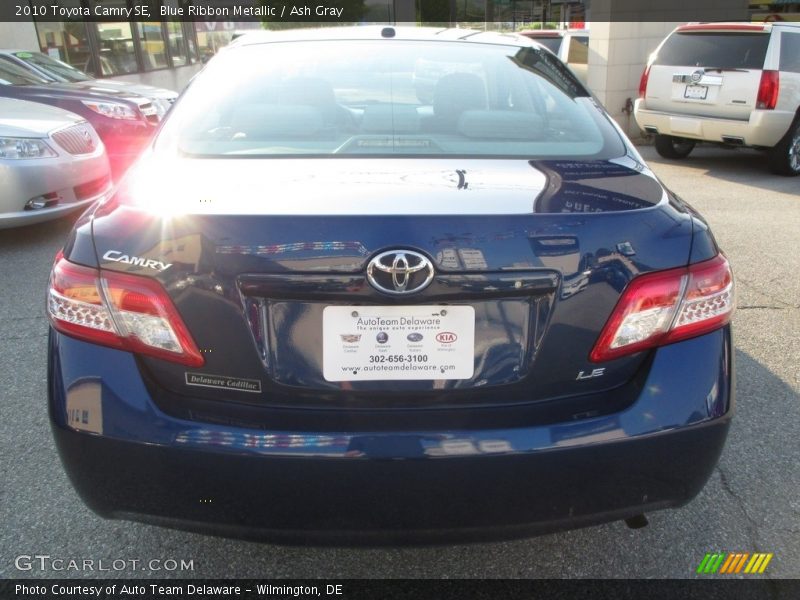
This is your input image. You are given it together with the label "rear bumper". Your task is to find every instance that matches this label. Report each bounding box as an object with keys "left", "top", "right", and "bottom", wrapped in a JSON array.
[
  {"left": 52, "top": 419, "right": 730, "bottom": 544},
  {"left": 634, "top": 101, "right": 793, "bottom": 148},
  {"left": 48, "top": 328, "right": 734, "bottom": 544}
]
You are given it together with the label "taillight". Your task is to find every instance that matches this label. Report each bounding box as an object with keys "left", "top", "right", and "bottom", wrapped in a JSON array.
[
  {"left": 47, "top": 253, "right": 204, "bottom": 367},
  {"left": 756, "top": 70, "right": 779, "bottom": 110},
  {"left": 590, "top": 254, "right": 734, "bottom": 362},
  {"left": 638, "top": 64, "right": 651, "bottom": 99}
]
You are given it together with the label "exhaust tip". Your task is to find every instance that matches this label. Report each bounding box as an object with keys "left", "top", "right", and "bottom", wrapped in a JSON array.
[
  {"left": 721, "top": 136, "right": 745, "bottom": 146},
  {"left": 624, "top": 514, "right": 649, "bottom": 529}
]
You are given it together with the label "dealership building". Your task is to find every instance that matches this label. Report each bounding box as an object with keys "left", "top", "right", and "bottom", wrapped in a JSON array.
[{"left": 0, "top": 0, "right": 757, "bottom": 137}]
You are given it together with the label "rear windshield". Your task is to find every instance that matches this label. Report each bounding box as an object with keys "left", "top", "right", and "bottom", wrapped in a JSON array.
[
  {"left": 157, "top": 40, "right": 623, "bottom": 159},
  {"left": 781, "top": 31, "right": 800, "bottom": 73},
  {"left": 654, "top": 32, "right": 770, "bottom": 69}
]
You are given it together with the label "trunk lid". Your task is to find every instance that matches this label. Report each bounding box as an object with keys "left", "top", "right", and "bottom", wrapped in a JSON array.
[{"left": 90, "top": 155, "right": 693, "bottom": 412}]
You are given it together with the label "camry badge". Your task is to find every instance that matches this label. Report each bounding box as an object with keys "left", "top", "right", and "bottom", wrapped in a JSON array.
[
  {"left": 102, "top": 250, "right": 172, "bottom": 271},
  {"left": 367, "top": 250, "right": 434, "bottom": 295}
]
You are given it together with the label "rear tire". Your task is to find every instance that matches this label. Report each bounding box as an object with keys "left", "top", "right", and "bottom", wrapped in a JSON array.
[
  {"left": 654, "top": 135, "right": 696, "bottom": 159},
  {"left": 767, "top": 121, "right": 800, "bottom": 176}
]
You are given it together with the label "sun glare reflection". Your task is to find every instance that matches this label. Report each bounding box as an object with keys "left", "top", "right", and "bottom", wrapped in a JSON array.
[{"left": 125, "top": 161, "right": 188, "bottom": 219}]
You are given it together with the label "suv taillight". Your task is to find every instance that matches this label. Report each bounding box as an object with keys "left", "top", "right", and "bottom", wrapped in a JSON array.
[
  {"left": 47, "top": 252, "right": 204, "bottom": 367},
  {"left": 590, "top": 254, "right": 734, "bottom": 362},
  {"left": 756, "top": 70, "right": 779, "bottom": 110},
  {"left": 638, "top": 64, "right": 651, "bottom": 99}
]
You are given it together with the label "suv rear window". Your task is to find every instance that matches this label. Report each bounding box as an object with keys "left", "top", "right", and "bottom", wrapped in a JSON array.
[
  {"left": 567, "top": 36, "right": 589, "bottom": 64},
  {"left": 525, "top": 36, "right": 562, "bottom": 54},
  {"left": 654, "top": 32, "right": 770, "bottom": 70},
  {"left": 159, "top": 40, "right": 623, "bottom": 160},
  {"left": 780, "top": 31, "right": 800, "bottom": 73}
]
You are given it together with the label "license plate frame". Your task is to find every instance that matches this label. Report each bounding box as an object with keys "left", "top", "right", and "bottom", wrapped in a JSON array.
[
  {"left": 322, "top": 305, "right": 475, "bottom": 381},
  {"left": 684, "top": 84, "right": 709, "bottom": 100}
]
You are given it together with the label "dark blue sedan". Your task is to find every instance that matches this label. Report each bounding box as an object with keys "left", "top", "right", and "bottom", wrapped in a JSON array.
[
  {"left": 0, "top": 59, "right": 158, "bottom": 177},
  {"left": 46, "top": 27, "right": 735, "bottom": 544}
]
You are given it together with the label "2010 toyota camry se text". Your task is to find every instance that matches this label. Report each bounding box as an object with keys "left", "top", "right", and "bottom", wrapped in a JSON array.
[{"left": 46, "top": 26, "right": 735, "bottom": 544}]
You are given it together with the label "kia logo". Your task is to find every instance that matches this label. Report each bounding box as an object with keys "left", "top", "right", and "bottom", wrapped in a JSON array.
[
  {"left": 436, "top": 332, "right": 457, "bottom": 343},
  {"left": 367, "top": 250, "right": 434, "bottom": 295}
]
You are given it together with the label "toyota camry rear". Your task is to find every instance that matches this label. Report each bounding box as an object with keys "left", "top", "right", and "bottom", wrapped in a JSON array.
[{"left": 47, "top": 27, "right": 735, "bottom": 544}]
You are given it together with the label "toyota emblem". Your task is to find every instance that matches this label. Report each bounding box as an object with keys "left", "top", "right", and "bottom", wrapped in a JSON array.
[
  {"left": 366, "top": 250, "right": 434, "bottom": 295},
  {"left": 691, "top": 69, "right": 704, "bottom": 83}
]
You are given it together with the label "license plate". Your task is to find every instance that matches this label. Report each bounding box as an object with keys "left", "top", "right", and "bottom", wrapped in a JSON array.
[
  {"left": 322, "top": 305, "right": 475, "bottom": 381},
  {"left": 684, "top": 85, "right": 708, "bottom": 99}
]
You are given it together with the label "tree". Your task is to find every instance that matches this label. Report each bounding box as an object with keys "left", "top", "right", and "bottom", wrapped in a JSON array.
[{"left": 419, "top": 0, "right": 454, "bottom": 25}]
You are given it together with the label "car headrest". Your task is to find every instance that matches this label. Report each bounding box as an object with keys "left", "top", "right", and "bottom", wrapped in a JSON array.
[{"left": 433, "top": 73, "right": 487, "bottom": 120}]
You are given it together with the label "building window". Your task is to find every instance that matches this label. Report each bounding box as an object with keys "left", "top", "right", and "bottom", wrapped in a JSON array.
[
  {"left": 166, "top": 21, "right": 189, "bottom": 66},
  {"left": 94, "top": 20, "right": 138, "bottom": 75},
  {"left": 35, "top": 12, "right": 94, "bottom": 74},
  {"left": 35, "top": 1, "right": 202, "bottom": 78},
  {"left": 137, "top": 22, "right": 168, "bottom": 70},
  {"left": 194, "top": 22, "right": 236, "bottom": 62}
]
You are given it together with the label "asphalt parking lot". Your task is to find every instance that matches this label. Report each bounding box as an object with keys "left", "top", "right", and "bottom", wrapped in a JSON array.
[{"left": 1, "top": 145, "right": 798, "bottom": 579}]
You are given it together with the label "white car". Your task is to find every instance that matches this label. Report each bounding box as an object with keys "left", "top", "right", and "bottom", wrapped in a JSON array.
[
  {"left": 516, "top": 29, "right": 589, "bottom": 85},
  {"left": 0, "top": 98, "right": 112, "bottom": 228},
  {"left": 634, "top": 22, "right": 800, "bottom": 176}
]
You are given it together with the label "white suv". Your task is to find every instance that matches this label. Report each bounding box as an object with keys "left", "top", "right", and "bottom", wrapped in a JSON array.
[{"left": 634, "top": 22, "right": 800, "bottom": 175}]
